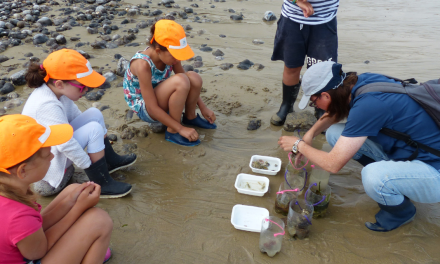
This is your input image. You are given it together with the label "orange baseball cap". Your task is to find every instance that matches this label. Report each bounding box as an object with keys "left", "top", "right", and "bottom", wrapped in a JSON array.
[
  {"left": 42, "top": 49, "right": 105, "bottom": 88},
  {"left": 150, "top": 20, "right": 195, "bottom": 61},
  {"left": 0, "top": 114, "right": 73, "bottom": 174}
]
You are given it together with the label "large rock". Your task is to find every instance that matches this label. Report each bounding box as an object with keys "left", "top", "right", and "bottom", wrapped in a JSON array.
[
  {"left": 11, "top": 70, "right": 27, "bottom": 86},
  {"left": 116, "top": 57, "right": 129, "bottom": 77},
  {"left": 283, "top": 111, "right": 317, "bottom": 132}
]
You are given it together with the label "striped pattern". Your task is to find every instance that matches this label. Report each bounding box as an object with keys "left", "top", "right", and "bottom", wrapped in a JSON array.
[{"left": 281, "top": 0, "right": 339, "bottom": 25}]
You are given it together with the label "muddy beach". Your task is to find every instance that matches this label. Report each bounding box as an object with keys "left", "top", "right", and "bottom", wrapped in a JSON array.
[{"left": 2, "top": 0, "right": 440, "bottom": 262}]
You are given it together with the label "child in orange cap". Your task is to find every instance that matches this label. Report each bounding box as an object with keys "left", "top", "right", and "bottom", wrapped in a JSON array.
[
  {"left": 0, "top": 114, "right": 113, "bottom": 264},
  {"left": 22, "top": 49, "right": 135, "bottom": 198},
  {"left": 123, "top": 19, "right": 217, "bottom": 147}
]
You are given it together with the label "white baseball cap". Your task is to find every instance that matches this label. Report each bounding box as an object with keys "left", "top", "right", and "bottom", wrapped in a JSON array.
[{"left": 298, "top": 61, "right": 346, "bottom": 110}]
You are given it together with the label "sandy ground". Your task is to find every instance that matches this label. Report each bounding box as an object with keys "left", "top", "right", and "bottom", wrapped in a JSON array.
[{"left": 2, "top": 0, "right": 440, "bottom": 263}]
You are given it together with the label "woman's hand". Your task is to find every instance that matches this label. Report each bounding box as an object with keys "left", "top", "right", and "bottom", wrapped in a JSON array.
[
  {"left": 74, "top": 184, "right": 100, "bottom": 212},
  {"left": 200, "top": 107, "right": 216, "bottom": 124},
  {"left": 278, "top": 136, "right": 299, "bottom": 152},
  {"left": 179, "top": 126, "right": 199, "bottom": 142}
]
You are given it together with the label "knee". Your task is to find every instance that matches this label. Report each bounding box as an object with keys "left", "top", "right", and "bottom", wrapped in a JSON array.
[
  {"left": 361, "top": 162, "right": 385, "bottom": 198},
  {"left": 186, "top": 71, "right": 202, "bottom": 89},
  {"left": 87, "top": 121, "right": 105, "bottom": 137},
  {"left": 85, "top": 107, "right": 104, "bottom": 120},
  {"left": 174, "top": 73, "right": 190, "bottom": 92},
  {"left": 83, "top": 208, "right": 113, "bottom": 234},
  {"left": 325, "top": 124, "right": 345, "bottom": 147},
  {"left": 284, "top": 66, "right": 301, "bottom": 76}
]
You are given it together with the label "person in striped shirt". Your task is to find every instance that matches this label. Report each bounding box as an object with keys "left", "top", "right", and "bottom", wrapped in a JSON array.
[{"left": 270, "top": 0, "right": 339, "bottom": 125}]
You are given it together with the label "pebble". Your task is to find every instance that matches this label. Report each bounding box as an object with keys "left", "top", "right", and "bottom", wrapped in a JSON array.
[
  {"left": 92, "top": 102, "right": 101, "bottom": 108},
  {"left": 0, "top": 55, "right": 9, "bottom": 63},
  {"left": 85, "top": 92, "right": 102, "bottom": 101},
  {"left": 10, "top": 70, "right": 27, "bottom": 86},
  {"left": 237, "top": 59, "right": 254, "bottom": 70},
  {"left": 116, "top": 57, "right": 129, "bottom": 77},
  {"left": 125, "top": 110, "right": 134, "bottom": 120},
  {"left": 364, "top": 60, "right": 370, "bottom": 64},
  {"left": 193, "top": 61, "right": 203, "bottom": 68},
  {"left": 33, "top": 34, "right": 49, "bottom": 45},
  {"left": 220, "top": 63, "right": 234, "bottom": 70},
  {"left": 7, "top": 92, "right": 19, "bottom": 99},
  {"left": 263, "top": 11, "right": 277, "bottom": 21},
  {"left": 107, "top": 134, "right": 117, "bottom": 141},
  {"left": 230, "top": 13, "right": 244, "bottom": 20},
  {"left": 100, "top": 105, "right": 110, "bottom": 111},
  {"left": 1, "top": 83, "right": 15, "bottom": 95},
  {"left": 3, "top": 99, "right": 22, "bottom": 110},
  {"left": 23, "top": 53, "right": 33, "bottom": 58},
  {"left": 91, "top": 40, "right": 107, "bottom": 49},
  {"left": 184, "top": 7, "right": 193, "bottom": 13},
  {"left": 0, "top": 109, "right": 5, "bottom": 116},
  {"left": 103, "top": 72, "right": 117, "bottom": 82},
  {"left": 200, "top": 46, "right": 213, "bottom": 52},
  {"left": 78, "top": 50, "right": 91, "bottom": 59},
  {"left": 253, "top": 63, "right": 265, "bottom": 70},
  {"left": 55, "top": 35, "right": 67, "bottom": 45},
  {"left": 148, "top": 122, "right": 166, "bottom": 133},
  {"left": 215, "top": 56, "right": 224, "bottom": 61},
  {"left": 183, "top": 65, "right": 194, "bottom": 72},
  {"left": 212, "top": 49, "right": 224, "bottom": 56},
  {"left": 252, "top": 39, "right": 264, "bottom": 45},
  {"left": 219, "top": 34, "right": 226, "bottom": 38},
  {"left": 247, "top": 119, "right": 261, "bottom": 130}
]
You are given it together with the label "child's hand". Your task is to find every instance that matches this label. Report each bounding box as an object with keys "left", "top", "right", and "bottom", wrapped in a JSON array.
[
  {"left": 69, "top": 182, "right": 95, "bottom": 204},
  {"left": 201, "top": 108, "right": 216, "bottom": 124},
  {"left": 180, "top": 127, "right": 199, "bottom": 142},
  {"left": 74, "top": 183, "right": 101, "bottom": 212}
]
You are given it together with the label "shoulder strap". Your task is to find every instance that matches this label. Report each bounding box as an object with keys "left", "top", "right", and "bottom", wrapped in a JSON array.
[{"left": 354, "top": 82, "right": 406, "bottom": 97}]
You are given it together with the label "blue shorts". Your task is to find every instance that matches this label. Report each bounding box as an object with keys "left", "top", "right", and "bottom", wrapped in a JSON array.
[
  {"left": 137, "top": 103, "right": 160, "bottom": 123},
  {"left": 271, "top": 15, "right": 338, "bottom": 69}
]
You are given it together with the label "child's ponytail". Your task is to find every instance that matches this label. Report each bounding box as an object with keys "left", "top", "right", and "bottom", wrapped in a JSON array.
[{"left": 25, "top": 63, "right": 48, "bottom": 88}]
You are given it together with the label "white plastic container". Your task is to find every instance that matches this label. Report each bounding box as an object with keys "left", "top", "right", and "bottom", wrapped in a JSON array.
[
  {"left": 234, "top": 173, "right": 270, "bottom": 197},
  {"left": 231, "top": 204, "right": 270, "bottom": 232},
  {"left": 249, "top": 155, "right": 282, "bottom": 175}
]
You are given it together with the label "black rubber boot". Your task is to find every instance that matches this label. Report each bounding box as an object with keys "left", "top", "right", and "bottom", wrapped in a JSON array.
[
  {"left": 85, "top": 157, "right": 132, "bottom": 199},
  {"left": 270, "top": 83, "right": 301, "bottom": 126},
  {"left": 365, "top": 196, "right": 416, "bottom": 232},
  {"left": 104, "top": 138, "right": 137, "bottom": 174},
  {"left": 356, "top": 155, "right": 375, "bottom": 167}
]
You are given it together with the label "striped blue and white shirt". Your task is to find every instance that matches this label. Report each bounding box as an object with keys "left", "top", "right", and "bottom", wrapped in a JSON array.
[{"left": 281, "top": 0, "right": 339, "bottom": 25}]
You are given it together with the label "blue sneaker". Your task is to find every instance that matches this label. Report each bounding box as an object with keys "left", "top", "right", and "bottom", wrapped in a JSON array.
[
  {"left": 165, "top": 131, "right": 201, "bottom": 146},
  {"left": 182, "top": 113, "right": 217, "bottom": 129}
]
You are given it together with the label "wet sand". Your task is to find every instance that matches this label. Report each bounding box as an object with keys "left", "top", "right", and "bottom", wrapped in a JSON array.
[{"left": 2, "top": 0, "right": 440, "bottom": 263}]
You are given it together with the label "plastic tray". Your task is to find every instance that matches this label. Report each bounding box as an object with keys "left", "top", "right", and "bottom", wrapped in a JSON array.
[
  {"left": 249, "top": 155, "right": 282, "bottom": 175},
  {"left": 234, "top": 173, "right": 269, "bottom": 197},
  {"left": 231, "top": 204, "right": 269, "bottom": 232}
]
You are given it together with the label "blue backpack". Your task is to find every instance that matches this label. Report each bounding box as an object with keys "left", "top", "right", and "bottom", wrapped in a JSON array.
[{"left": 355, "top": 75, "right": 440, "bottom": 160}]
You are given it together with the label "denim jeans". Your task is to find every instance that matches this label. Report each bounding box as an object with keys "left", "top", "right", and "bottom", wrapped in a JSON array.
[{"left": 326, "top": 123, "right": 440, "bottom": 206}]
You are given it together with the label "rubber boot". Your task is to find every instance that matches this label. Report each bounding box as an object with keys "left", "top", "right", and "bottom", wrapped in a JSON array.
[
  {"left": 356, "top": 155, "right": 375, "bottom": 167},
  {"left": 365, "top": 196, "right": 416, "bottom": 232},
  {"left": 104, "top": 138, "right": 137, "bottom": 174},
  {"left": 85, "top": 157, "right": 132, "bottom": 198},
  {"left": 270, "top": 83, "right": 301, "bottom": 126}
]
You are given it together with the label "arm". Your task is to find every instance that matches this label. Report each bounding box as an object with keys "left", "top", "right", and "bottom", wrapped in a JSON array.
[
  {"left": 44, "top": 184, "right": 100, "bottom": 250},
  {"left": 36, "top": 104, "right": 91, "bottom": 169},
  {"left": 302, "top": 113, "right": 338, "bottom": 145},
  {"left": 296, "top": 0, "right": 314, "bottom": 18},
  {"left": 41, "top": 182, "right": 92, "bottom": 231},
  {"left": 131, "top": 60, "right": 184, "bottom": 132},
  {"left": 279, "top": 135, "right": 367, "bottom": 173}
]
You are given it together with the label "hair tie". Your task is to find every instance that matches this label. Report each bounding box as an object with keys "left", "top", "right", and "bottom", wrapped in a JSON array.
[{"left": 40, "top": 64, "right": 44, "bottom": 70}]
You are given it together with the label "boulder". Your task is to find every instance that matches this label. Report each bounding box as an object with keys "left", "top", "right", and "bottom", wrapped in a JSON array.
[{"left": 283, "top": 111, "right": 317, "bottom": 132}]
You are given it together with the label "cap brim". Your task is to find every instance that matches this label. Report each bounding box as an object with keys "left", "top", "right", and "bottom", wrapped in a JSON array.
[
  {"left": 298, "top": 94, "right": 311, "bottom": 110},
  {"left": 42, "top": 124, "right": 73, "bottom": 147},
  {"left": 76, "top": 70, "right": 106, "bottom": 88},
  {"left": 168, "top": 45, "right": 195, "bottom": 61}
]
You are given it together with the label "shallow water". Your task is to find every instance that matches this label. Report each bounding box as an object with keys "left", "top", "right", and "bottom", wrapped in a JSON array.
[{"left": 3, "top": 0, "right": 440, "bottom": 262}]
